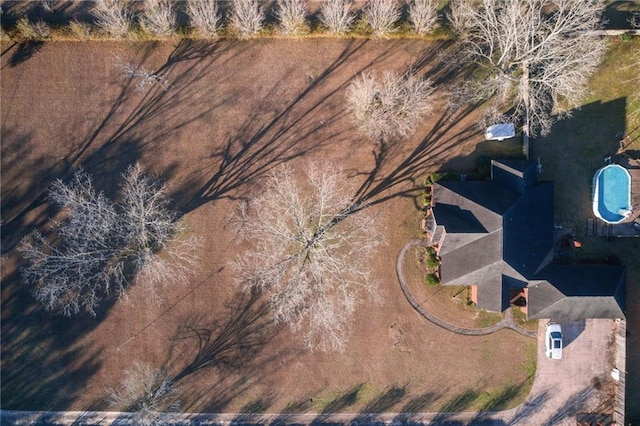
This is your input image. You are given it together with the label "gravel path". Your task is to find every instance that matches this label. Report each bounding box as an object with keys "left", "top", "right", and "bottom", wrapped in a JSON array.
[{"left": 396, "top": 239, "right": 537, "bottom": 339}]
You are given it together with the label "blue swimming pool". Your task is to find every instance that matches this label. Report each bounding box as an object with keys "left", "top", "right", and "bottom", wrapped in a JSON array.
[{"left": 592, "top": 164, "right": 632, "bottom": 224}]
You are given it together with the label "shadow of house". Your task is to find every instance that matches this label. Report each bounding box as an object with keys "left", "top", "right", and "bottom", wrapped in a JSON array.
[{"left": 428, "top": 159, "right": 626, "bottom": 320}]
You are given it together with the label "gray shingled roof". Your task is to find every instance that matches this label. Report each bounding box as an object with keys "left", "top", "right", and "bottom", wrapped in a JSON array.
[
  {"left": 431, "top": 159, "right": 626, "bottom": 317},
  {"left": 502, "top": 182, "right": 554, "bottom": 277},
  {"left": 528, "top": 265, "right": 626, "bottom": 320}
]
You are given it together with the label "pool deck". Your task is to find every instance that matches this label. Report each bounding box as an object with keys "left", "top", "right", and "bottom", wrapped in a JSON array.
[{"left": 587, "top": 160, "right": 640, "bottom": 238}]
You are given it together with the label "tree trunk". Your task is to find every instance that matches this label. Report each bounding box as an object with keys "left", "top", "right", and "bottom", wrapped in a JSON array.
[{"left": 521, "top": 61, "right": 530, "bottom": 159}]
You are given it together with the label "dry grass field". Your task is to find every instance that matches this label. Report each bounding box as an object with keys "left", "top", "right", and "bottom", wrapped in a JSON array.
[{"left": 1, "top": 39, "right": 534, "bottom": 414}]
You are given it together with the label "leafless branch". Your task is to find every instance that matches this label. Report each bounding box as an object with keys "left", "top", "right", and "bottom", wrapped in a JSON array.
[
  {"left": 186, "top": 0, "right": 221, "bottom": 37},
  {"left": 229, "top": 0, "right": 265, "bottom": 39},
  {"left": 92, "top": 0, "right": 132, "bottom": 38},
  {"left": 40, "top": 0, "right": 58, "bottom": 13},
  {"left": 347, "top": 71, "right": 435, "bottom": 141},
  {"left": 449, "top": 0, "right": 607, "bottom": 137},
  {"left": 108, "top": 362, "right": 180, "bottom": 425},
  {"left": 276, "top": 0, "right": 308, "bottom": 35},
  {"left": 364, "top": 0, "right": 400, "bottom": 37},
  {"left": 116, "top": 56, "right": 171, "bottom": 92},
  {"left": 320, "top": 0, "right": 355, "bottom": 34},
  {"left": 408, "top": 0, "right": 439, "bottom": 35},
  {"left": 139, "top": 0, "right": 176, "bottom": 37},
  {"left": 19, "top": 164, "right": 194, "bottom": 317},
  {"left": 232, "top": 164, "right": 382, "bottom": 352}
]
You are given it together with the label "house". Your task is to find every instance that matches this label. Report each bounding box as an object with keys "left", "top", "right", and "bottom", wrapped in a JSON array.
[{"left": 427, "top": 159, "right": 626, "bottom": 320}]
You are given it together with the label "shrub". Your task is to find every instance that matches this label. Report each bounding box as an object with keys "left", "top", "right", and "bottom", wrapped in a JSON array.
[
  {"left": 230, "top": 0, "right": 265, "bottom": 38},
  {"left": 425, "top": 246, "right": 440, "bottom": 268},
  {"left": 276, "top": 0, "right": 308, "bottom": 35},
  {"left": 139, "top": 0, "right": 176, "bottom": 37},
  {"left": 425, "top": 273, "right": 439, "bottom": 286},
  {"left": 186, "top": 0, "right": 221, "bottom": 37},
  {"left": 69, "top": 19, "right": 91, "bottom": 39},
  {"left": 16, "top": 18, "right": 51, "bottom": 40},
  {"left": 426, "top": 172, "right": 445, "bottom": 185},
  {"left": 320, "top": 0, "right": 355, "bottom": 34},
  {"left": 346, "top": 71, "right": 434, "bottom": 141},
  {"left": 408, "top": 0, "right": 439, "bottom": 35},
  {"left": 93, "top": 0, "right": 132, "bottom": 38},
  {"left": 363, "top": 0, "right": 400, "bottom": 37}
]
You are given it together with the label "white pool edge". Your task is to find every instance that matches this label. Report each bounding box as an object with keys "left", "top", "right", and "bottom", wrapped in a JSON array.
[{"left": 592, "top": 164, "right": 632, "bottom": 224}]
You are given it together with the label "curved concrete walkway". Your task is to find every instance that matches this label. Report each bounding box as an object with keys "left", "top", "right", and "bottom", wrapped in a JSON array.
[{"left": 397, "top": 239, "right": 537, "bottom": 338}]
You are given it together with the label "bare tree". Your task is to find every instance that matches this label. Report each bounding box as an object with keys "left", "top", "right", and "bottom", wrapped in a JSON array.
[
  {"left": 364, "top": 0, "right": 400, "bottom": 37},
  {"left": 232, "top": 164, "right": 381, "bottom": 352},
  {"left": 449, "top": 0, "right": 607, "bottom": 138},
  {"left": 408, "top": 0, "right": 439, "bottom": 35},
  {"left": 186, "top": 0, "right": 221, "bottom": 37},
  {"left": 108, "top": 362, "right": 180, "bottom": 425},
  {"left": 92, "top": 0, "right": 132, "bottom": 37},
  {"left": 139, "top": 0, "right": 176, "bottom": 37},
  {"left": 116, "top": 56, "right": 171, "bottom": 92},
  {"left": 19, "top": 164, "right": 193, "bottom": 316},
  {"left": 320, "top": 0, "right": 355, "bottom": 34},
  {"left": 276, "top": 0, "right": 308, "bottom": 35},
  {"left": 347, "top": 71, "right": 434, "bottom": 141},
  {"left": 229, "top": 0, "right": 265, "bottom": 38}
]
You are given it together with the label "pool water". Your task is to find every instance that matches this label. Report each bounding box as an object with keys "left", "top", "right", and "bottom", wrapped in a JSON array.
[{"left": 596, "top": 165, "right": 631, "bottom": 223}]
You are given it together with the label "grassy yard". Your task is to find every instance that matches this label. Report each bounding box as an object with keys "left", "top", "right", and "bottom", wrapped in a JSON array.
[
  {"left": 532, "top": 36, "right": 640, "bottom": 423},
  {"left": 2, "top": 32, "right": 636, "bottom": 419},
  {"left": 1, "top": 39, "right": 534, "bottom": 414}
]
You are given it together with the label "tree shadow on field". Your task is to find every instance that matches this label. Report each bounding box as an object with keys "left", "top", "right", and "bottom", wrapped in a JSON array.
[
  {"left": 392, "top": 391, "right": 441, "bottom": 424},
  {"left": 2, "top": 41, "right": 45, "bottom": 69},
  {"left": 541, "top": 387, "right": 595, "bottom": 426},
  {"left": 1, "top": 40, "right": 245, "bottom": 411},
  {"left": 350, "top": 384, "right": 408, "bottom": 424},
  {"left": 351, "top": 99, "right": 484, "bottom": 211},
  {"left": 430, "top": 386, "right": 481, "bottom": 424},
  {"left": 532, "top": 98, "right": 627, "bottom": 227},
  {"left": 163, "top": 288, "right": 294, "bottom": 412},
  {"left": 508, "top": 389, "right": 550, "bottom": 425},
  {"left": 172, "top": 39, "right": 408, "bottom": 213},
  {"left": 169, "top": 289, "right": 276, "bottom": 380},
  {"left": 0, "top": 0, "right": 94, "bottom": 27},
  {"left": 0, "top": 264, "right": 105, "bottom": 410},
  {"left": 345, "top": 42, "right": 507, "bottom": 212},
  {"left": 0, "top": 134, "right": 145, "bottom": 411},
  {"left": 317, "top": 383, "right": 368, "bottom": 415},
  {"left": 2, "top": 39, "right": 248, "bottom": 262}
]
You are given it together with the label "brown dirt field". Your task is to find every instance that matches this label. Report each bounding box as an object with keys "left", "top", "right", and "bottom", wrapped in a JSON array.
[{"left": 1, "top": 39, "right": 533, "bottom": 413}]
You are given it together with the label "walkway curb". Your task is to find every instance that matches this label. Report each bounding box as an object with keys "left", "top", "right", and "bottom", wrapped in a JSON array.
[{"left": 396, "top": 239, "right": 537, "bottom": 338}]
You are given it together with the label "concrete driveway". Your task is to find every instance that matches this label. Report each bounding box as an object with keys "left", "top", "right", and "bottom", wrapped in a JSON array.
[{"left": 507, "top": 318, "right": 618, "bottom": 426}]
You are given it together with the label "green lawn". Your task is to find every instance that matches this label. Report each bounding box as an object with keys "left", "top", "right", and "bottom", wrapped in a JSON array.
[{"left": 531, "top": 36, "right": 640, "bottom": 423}]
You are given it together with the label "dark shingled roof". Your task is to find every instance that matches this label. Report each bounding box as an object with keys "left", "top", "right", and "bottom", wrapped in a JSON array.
[
  {"left": 503, "top": 182, "right": 554, "bottom": 277},
  {"left": 431, "top": 159, "right": 625, "bottom": 318},
  {"left": 527, "top": 265, "right": 626, "bottom": 320},
  {"left": 432, "top": 161, "right": 553, "bottom": 311},
  {"left": 491, "top": 159, "right": 538, "bottom": 194}
]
